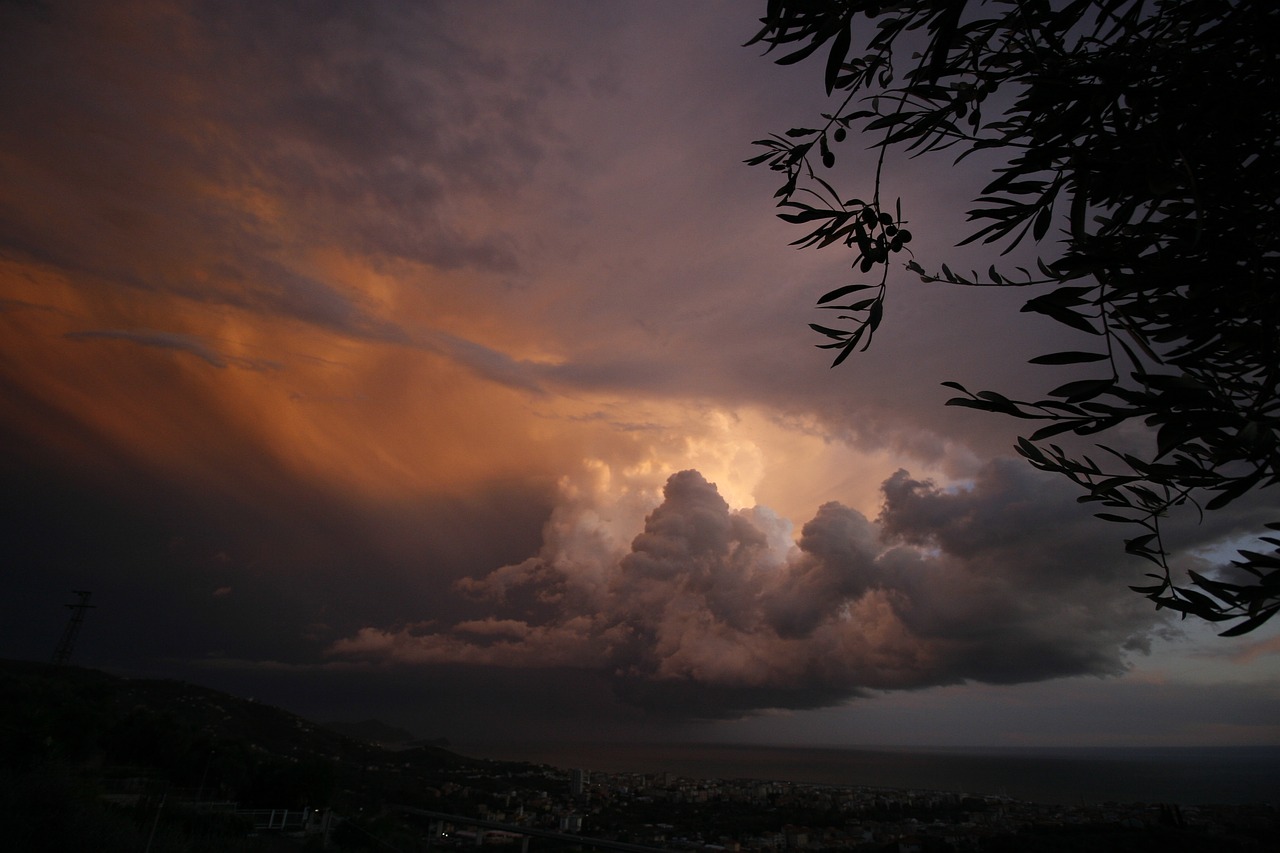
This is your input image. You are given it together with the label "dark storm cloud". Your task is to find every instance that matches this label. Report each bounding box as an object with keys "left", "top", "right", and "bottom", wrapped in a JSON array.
[
  {"left": 878, "top": 463, "right": 1123, "bottom": 582},
  {"left": 764, "top": 502, "right": 880, "bottom": 638},
  {"left": 332, "top": 462, "right": 1163, "bottom": 720}
]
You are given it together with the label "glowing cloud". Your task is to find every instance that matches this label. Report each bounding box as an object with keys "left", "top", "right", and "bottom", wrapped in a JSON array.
[{"left": 331, "top": 461, "right": 1161, "bottom": 719}]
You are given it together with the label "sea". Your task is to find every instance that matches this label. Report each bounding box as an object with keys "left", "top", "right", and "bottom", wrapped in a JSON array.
[{"left": 458, "top": 742, "right": 1280, "bottom": 807}]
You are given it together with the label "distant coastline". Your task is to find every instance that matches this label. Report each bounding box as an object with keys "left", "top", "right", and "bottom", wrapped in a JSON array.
[{"left": 457, "top": 741, "right": 1280, "bottom": 807}]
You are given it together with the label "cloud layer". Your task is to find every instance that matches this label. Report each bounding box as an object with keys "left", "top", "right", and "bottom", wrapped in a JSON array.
[
  {"left": 3, "top": 0, "right": 1273, "bottom": 744},
  {"left": 331, "top": 460, "right": 1159, "bottom": 719}
]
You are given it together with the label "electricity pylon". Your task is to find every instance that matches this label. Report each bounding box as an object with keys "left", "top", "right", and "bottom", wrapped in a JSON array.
[{"left": 51, "top": 590, "right": 95, "bottom": 665}]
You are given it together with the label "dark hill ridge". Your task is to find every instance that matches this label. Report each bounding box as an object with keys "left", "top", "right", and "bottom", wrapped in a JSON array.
[
  {"left": 0, "top": 658, "right": 519, "bottom": 806},
  {"left": 0, "top": 659, "right": 550, "bottom": 851},
  {"left": 1, "top": 658, "right": 453, "bottom": 763}
]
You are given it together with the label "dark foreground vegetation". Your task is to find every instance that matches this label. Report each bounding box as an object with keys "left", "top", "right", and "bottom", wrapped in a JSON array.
[
  {"left": 748, "top": 0, "right": 1280, "bottom": 631},
  {"left": 2, "top": 660, "right": 1274, "bottom": 851}
]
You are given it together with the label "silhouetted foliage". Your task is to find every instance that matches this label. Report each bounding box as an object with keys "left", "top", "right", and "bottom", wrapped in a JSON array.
[{"left": 748, "top": 0, "right": 1280, "bottom": 632}]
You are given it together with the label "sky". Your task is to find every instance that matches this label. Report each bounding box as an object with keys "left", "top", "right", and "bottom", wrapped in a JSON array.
[{"left": 2, "top": 0, "right": 1278, "bottom": 750}]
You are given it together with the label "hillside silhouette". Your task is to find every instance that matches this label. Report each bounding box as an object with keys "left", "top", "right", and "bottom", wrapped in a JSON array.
[{"left": 0, "top": 658, "right": 525, "bottom": 851}]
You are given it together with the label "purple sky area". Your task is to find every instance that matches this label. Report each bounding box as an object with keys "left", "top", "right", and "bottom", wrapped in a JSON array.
[{"left": 2, "top": 0, "right": 1276, "bottom": 749}]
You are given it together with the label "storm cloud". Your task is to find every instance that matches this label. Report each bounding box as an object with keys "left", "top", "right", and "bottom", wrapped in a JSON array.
[
  {"left": 331, "top": 461, "right": 1159, "bottom": 719},
  {"left": 3, "top": 0, "right": 1272, "bottom": 746}
]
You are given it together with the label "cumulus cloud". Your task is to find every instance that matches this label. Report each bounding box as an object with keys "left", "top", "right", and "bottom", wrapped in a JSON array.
[{"left": 330, "top": 460, "right": 1163, "bottom": 719}]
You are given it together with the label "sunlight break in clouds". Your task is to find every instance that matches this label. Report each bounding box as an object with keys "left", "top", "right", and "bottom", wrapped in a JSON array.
[{"left": 331, "top": 460, "right": 1162, "bottom": 720}]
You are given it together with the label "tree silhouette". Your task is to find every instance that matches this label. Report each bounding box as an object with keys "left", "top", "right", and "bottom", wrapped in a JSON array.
[{"left": 747, "top": 0, "right": 1280, "bottom": 632}]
